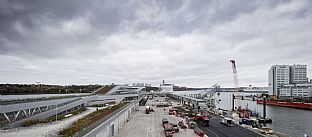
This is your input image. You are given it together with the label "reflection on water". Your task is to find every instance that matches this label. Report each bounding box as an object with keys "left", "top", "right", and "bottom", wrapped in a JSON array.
[{"left": 215, "top": 92, "right": 312, "bottom": 137}]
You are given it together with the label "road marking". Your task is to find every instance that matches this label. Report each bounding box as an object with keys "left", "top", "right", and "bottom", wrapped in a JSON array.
[
  {"left": 205, "top": 127, "right": 219, "bottom": 137},
  {"left": 148, "top": 107, "right": 151, "bottom": 137},
  {"left": 157, "top": 111, "right": 160, "bottom": 137},
  {"left": 145, "top": 110, "right": 150, "bottom": 137},
  {"left": 152, "top": 109, "right": 154, "bottom": 137}
]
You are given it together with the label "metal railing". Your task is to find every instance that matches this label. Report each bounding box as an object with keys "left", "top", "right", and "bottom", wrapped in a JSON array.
[{"left": 81, "top": 97, "right": 143, "bottom": 137}]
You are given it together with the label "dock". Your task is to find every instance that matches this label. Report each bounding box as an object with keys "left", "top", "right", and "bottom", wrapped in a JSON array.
[
  {"left": 115, "top": 97, "right": 202, "bottom": 137},
  {"left": 114, "top": 94, "right": 269, "bottom": 137}
]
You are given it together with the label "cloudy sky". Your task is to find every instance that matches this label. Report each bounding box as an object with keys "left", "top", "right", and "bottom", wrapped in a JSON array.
[{"left": 0, "top": 0, "right": 312, "bottom": 87}]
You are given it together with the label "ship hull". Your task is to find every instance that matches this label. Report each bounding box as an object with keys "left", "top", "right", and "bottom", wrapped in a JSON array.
[{"left": 256, "top": 100, "right": 312, "bottom": 110}]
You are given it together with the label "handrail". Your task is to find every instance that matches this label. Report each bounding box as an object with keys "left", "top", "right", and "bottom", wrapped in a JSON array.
[{"left": 81, "top": 96, "right": 144, "bottom": 137}]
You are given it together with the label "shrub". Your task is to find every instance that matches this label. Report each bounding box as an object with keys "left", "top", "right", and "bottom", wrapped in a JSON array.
[
  {"left": 22, "top": 107, "right": 87, "bottom": 127},
  {"left": 59, "top": 103, "right": 127, "bottom": 136}
]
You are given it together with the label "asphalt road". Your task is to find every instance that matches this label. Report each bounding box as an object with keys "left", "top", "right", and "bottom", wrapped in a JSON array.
[{"left": 197, "top": 116, "right": 263, "bottom": 137}]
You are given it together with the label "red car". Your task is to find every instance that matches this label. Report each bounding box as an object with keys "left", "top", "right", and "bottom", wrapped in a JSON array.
[
  {"left": 194, "top": 127, "right": 205, "bottom": 137},
  {"left": 194, "top": 114, "right": 209, "bottom": 127}
]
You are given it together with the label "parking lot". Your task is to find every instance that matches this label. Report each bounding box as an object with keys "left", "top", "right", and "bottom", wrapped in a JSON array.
[{"left": 115, "top": 96, "right": 202, "bottom": 137}]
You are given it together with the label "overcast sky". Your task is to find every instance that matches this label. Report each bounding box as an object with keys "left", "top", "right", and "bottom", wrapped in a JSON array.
[{"left": 0, "top": 0, "right": 312, "bottom": 87}]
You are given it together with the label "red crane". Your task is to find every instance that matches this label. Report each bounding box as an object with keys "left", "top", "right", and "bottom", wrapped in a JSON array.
[{"left": 230, "top": 60, "right": 240, "bottom": 109}]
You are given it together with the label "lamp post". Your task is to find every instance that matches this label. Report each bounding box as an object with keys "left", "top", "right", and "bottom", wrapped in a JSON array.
[
  {"left": 232, "top": 94, "right": 235, "bottom": 111},
  {"left": 263, "top": 94, "right": 267, "bottom": 119}
]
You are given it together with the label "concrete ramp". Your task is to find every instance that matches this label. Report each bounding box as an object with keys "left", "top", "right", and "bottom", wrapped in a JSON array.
[{"left": 9, "top": 97, "right": 88, "bottom": 128}]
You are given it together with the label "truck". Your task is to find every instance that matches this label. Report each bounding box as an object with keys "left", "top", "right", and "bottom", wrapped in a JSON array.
[
  {"left": 146, "top": 106, "right": 150, "bottom": 114},
  {"left": 163, "top": 123, "right": 174, "bottom": 137},
  {"left": 162, "top": 118, "right": 169, "bottom": 125},
  {"left": 145, "top": 106, "right": 154, "bottom": 114},
  {"left": 220, "top": 117, "right": 234, "bottom": 127},
  {"left": 194, "top": 114, "right": 209, "bottom": 127},
  {"left": 172, "top": 124, "right": 179, "bottom": 132},
  {"left": 169, "top": 108, "right": 178, "bottom": 115}
]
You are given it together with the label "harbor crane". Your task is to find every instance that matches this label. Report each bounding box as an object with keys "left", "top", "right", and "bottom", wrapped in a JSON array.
[
  {"left": 230, "top": 60, "right": 241, "bottom": 109},
  {"left": 198, "top": 84, "right": 220, "bottom": 109},
  {"left": 199, "top": 84, "right": 220, "bottom": 99}
]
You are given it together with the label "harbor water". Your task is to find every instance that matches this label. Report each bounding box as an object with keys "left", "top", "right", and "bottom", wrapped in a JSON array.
[{"left": 215, "top": 92, "right": 312, "bottom": 137}]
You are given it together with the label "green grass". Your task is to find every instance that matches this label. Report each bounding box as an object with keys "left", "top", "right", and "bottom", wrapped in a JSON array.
[
  {"left": 90, "top": 101, "right": 115, "bottom": 107},
  {"left": 22, "top": 107, "right": 87, "bottom": 127},
  {"left": 59, "top": 103, "right": 127, "bottom": 137}
]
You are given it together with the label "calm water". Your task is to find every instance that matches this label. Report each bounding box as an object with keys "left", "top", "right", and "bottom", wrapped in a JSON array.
[{"left": 215, "top": 92, "right": 312, "bottom": 137}]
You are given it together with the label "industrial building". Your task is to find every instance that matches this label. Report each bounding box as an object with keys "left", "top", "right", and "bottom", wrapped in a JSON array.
[{"left": 268, "top": 64, "right": 312, "bottom": 100}]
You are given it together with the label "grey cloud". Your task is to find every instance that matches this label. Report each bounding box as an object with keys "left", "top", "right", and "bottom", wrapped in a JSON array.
[{"left": 0, "top": 0, "right": 312, "bottom": 87}]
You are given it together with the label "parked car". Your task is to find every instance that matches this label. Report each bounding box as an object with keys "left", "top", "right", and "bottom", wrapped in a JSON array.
[{"left": 194, "top": 114, "right": 209, "bottom": 127}]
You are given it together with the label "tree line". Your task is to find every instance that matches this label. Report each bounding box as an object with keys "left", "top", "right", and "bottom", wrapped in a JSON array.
[{"left": 0, "top": 84, "right": 103, "bottom": 95}]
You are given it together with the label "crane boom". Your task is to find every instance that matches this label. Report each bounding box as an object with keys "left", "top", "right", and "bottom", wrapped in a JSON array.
[
  {"left": 230, "top": 60, "right": 240, "bottom": 109},
  {"left": 230, "top": 60, "right": 239, "bottom": 88}
]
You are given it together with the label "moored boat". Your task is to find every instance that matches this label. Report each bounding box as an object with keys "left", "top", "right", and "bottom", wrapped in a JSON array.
[{"left": 257, "top": 100, "right": 312, "bottom": 110}]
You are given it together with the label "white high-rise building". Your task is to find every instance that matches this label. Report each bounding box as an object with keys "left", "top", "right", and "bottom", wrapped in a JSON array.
[
  {"left": 290, "top": 65, "right": 308, "bottom": 83},
  {"left": 268, "top": 65, "right": 291, "bottom": 96},
  {"left": 268, "top": 64, "right": 311, "bottom": 100}
]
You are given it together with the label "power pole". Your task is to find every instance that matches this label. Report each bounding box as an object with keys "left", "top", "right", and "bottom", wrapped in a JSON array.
[{"left": 232, "top": 94, "right": 235, "bottom": 111}]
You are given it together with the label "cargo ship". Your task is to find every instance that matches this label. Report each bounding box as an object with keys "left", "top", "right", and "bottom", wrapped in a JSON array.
[{"left": 256, "top": 100, "right": 312, "bottom": 110}]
